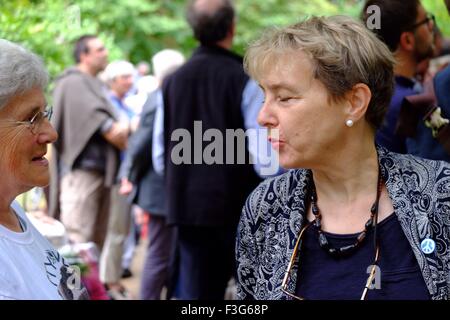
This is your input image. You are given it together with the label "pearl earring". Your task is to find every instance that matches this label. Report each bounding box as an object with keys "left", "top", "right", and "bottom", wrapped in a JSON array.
[{"left": 346, "top": 119, "right": 354, "bottom": 127}]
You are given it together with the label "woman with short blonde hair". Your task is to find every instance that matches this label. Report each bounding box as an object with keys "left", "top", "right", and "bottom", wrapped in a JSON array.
[{"left": 236, "top": 16, "right": 450, "bottom": 300}]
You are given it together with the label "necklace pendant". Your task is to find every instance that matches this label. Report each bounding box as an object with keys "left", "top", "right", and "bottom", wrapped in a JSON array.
[
  {"left": 313, "top": 217, "right": 321, "bottom": 228},
  {"left": 365, "top": 218, "right": 374, "bottom": 229},
  {"left": 318, "top": 232, "right": 329, "bottom": 248},
  {"left": 312, "top": 206, "right": 319, "bottom": 216},
  {"left": 370, "top": 203, "right": 378, "bottom": 213}
]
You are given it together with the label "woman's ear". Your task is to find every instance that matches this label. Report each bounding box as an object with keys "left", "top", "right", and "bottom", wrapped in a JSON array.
[{"left": 345, "top": 83, "right": 372, "bottom": 122}]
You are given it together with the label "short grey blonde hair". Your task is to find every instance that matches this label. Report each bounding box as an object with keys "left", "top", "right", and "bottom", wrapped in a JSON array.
[
  {"left": 0, "top": 39, "right": 48, "bottom": 110},
  {"left": 244, "top": 15, "right": 395, "bottom": 129}
]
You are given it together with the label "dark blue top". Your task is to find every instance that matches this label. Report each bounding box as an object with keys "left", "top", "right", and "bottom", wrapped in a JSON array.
[
  {"left": 295, "top": 213, "right": 430, "bottom": 300},
  {"left": 376, "top": 76, "right": 419, "bottom": 154}
]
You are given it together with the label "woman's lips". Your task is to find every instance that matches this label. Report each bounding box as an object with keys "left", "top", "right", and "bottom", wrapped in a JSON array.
[
  {"left": 268, "top": 137, "right": 285, "bottom": 150},
  {"left": 31, "top": 156, "right": 49, "bottom": 166}
]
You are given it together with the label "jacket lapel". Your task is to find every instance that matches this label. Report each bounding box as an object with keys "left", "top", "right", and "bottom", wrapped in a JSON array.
[
  {"left": 379, "top": 147, "right": 446, "bottom": 299},
  {"left": 277, "top": 170, "right": 309, "bottom": 300}
]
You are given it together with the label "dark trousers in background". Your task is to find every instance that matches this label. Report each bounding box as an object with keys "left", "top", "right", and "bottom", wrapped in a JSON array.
[
  {"left": 140, "top": 215, "right": 175, "bottom": 300},
  {"left": 177, "top": 225, "right": 237, "bottom": 300}
]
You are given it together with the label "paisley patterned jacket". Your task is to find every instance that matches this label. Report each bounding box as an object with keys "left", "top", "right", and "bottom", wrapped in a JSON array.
[{"left": 236, "top": 146, "right": 450, "bottom": 300}]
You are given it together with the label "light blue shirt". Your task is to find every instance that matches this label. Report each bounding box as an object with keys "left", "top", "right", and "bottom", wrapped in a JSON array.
[{"left": 152, "top": 79, "right": 283, "bottom": 178}]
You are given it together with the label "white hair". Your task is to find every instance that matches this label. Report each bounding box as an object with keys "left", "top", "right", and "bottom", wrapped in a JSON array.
[
  {"left": 103, "top": 60, "right": 136, "bottom": 83},
  {"left": 136, "top": 75, "right": 159, "bottom": 94},
  {"left": 151, "top": 49, "right": 185, "bottom": 81},
  {"left": 0, "top": 39, "right": 48, "bottom": 110}
]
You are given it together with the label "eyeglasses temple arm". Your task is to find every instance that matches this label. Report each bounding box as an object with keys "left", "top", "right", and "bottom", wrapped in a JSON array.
[{"left": 282, "top": 222, "right": 311, "bottom": 288}]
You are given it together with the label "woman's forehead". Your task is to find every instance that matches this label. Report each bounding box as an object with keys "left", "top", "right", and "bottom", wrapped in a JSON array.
[
  {"left": 257, "top": 51, "right": 314, "bottom": 89},
  {"left": 1, "top": 88, "right": 45, "bottom": 117}
]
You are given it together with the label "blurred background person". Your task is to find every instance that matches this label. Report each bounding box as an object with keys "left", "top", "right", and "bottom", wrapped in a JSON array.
[
  {"left": 50, "top": 35, "right": 128, "bottom": 251},
  {"left": 99, "top": 60, "right": 137, "bottom": 300},
  {"left": 120, "top": 49, "right": 185, "bottom": 300},
  {"left": 403, "top": 0, "right": 450, "bottom": 164},
  {"left": 155, "top": 0, "right": 264, "bottom": 299},
  {"left": 136, "top": 61, "right": 150, "bottom": 77},
  {"left": 125, "top": 73, "right": 159, "bottom": 116},
  {"left": 415, "top": 25, "right": 445, "bottom": 84},
  {"left": 362, "top": 0, "right": 435, "bottom": 154}
]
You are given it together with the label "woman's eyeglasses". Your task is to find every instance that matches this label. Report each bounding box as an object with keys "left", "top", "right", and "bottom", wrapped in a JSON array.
[
  {"left": 281, "top": 221, "right": 380, "bottom": 300},
  {"left": 0, "top": 106, "right": 53, "bottom": 135}
]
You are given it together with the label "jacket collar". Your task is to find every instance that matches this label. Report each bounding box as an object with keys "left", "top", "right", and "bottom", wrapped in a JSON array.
[{"left": 193, "top": 44, "right": 243, "bottom": 64}]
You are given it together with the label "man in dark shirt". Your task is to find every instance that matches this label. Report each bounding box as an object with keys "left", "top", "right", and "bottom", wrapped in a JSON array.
[
  {"left": 161, "top": 0, "right": 261, "bottom": 299},
  {"left": 362, "top": 0, "right": 435, "bottom": 153}
]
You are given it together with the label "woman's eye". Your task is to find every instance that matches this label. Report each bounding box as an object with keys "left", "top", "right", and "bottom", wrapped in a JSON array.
[{"left": 25, "top": 113, "right": 39, "bottom": 123}]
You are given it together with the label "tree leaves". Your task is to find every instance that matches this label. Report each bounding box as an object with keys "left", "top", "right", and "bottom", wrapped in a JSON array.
[{"left": 1, "top": 0, "right": 447, "bottom": 82}]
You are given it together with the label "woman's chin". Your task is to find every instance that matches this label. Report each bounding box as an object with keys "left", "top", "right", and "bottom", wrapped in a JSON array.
[
  {"left": 279, "top": 157, "right": 301, "bottom": 170},
  {"left": 34, "top": 178, "right": 50, "bottom": 187},
  {"left": 27, "top": 174, "right": 50, "bottom": 188}
]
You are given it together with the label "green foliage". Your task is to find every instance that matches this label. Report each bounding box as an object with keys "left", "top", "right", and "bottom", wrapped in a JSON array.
[
  {"left": 234, "top": 0, "right": 345, "bottom": 53},
  {"left": 422, "top": 0, "right": 450, "bottom": 37},
  {"left": 1, "top": 0, "right": 449, "bottom": 83},
  {"left": 0, "top": 0, "right": 189, "bottom": 79}
]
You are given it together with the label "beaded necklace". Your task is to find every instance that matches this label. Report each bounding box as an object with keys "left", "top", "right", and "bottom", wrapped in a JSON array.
[{"left": 310, "top": 169, "right": 383, "bottom": 257}]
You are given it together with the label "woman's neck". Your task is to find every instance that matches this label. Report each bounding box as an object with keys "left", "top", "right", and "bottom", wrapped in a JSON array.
[
  {"left": 311, "top": 144, "right": 379, "bottom": 204},
  {"left": 0, "top": 191, "right": 22, "bottom": 232},
  {"left": 308, "top": 142, "right": 382, "bottom": 233},
  {"left": 0, "top": 207, "right": 22, "bottom": 232}
]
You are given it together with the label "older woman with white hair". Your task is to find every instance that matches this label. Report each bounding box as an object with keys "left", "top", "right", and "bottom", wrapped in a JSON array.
[
  {"left": 0, "top": 39, "right": 88, "bottom": 299},
  {"left": 236, "top": 16, "right": 450, "bottom": 300}
]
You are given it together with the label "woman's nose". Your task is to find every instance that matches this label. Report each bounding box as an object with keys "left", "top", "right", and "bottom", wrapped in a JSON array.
[
  {"left": 37, "top": 119, "right": 58, "bottom": 144},
  {"left": 257, "top": 99, "right": 278, "bottom": 128}
]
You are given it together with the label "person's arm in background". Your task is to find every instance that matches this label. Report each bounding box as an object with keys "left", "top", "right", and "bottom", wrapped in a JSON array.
[
  {"left": 101, "top": 119, "right": 129, "bottom": 151},
  {"left": 119, "top": 93, "right": 157, "bottom": 194},
  {"left": 241, "top": 79, "right": 285, "bottom": 178},
  {"left": 152, "top": 90, "right": 165, "bottom": 176}
]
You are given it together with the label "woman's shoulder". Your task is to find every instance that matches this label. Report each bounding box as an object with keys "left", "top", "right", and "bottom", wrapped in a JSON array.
[
  {"left": 389, "top": 149, "right": 448, "bottom": 166},
  {"left": 379, "top": 146, "right": 450, "bottom": 177},
  {"left": 381, "top": 149, "right": 450, "bottom": 219}
]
